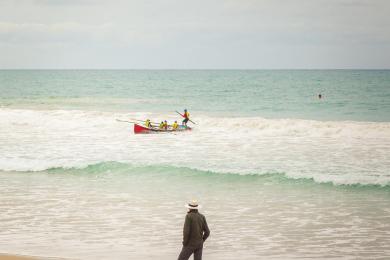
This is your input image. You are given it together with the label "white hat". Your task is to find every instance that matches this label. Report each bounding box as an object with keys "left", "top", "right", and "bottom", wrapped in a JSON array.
[{"left": 185, "top": 200, "right": 201, "bottom": 209}]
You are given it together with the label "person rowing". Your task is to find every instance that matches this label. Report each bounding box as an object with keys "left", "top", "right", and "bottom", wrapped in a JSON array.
[
  {"left": 145, "top": 119, "right": 152, "bottom": 128},
  {"left": 163, "top": 120, "right": 168, "bottom": 130},
  {"left": 182, "top": 109, "right": 190, "bottom": 126},
  {"left": 159, "top": 121, "right": 164, "bottom": 129},
  {"left": 172, "top": 121, "right": 178, "bottom": 130}
]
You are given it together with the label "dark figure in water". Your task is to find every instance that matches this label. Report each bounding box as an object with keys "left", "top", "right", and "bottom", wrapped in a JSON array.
[
  {"left": 318, "top": 94, "right": 322, "bottom": 99},
  {"left": 178, "top": 200, "right": 210, "bottom": 260}
]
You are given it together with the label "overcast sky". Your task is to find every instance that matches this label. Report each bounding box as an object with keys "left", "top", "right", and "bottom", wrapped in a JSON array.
[{"left": 1, "top": 0, "right": 389, "bottom": 69}]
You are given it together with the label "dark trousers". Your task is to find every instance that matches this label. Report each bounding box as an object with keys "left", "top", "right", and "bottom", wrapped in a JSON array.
[{"left": 178, "top": 245, "right": 203, "bottom": 260}]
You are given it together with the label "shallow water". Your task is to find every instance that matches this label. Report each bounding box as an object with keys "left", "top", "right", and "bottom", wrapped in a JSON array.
[{"left": 1, "top": 166, "right": 390, "bottom": 259}]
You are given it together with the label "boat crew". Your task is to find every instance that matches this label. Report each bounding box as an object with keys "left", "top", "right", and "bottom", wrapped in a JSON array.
[
  {"left": 163, "top": 120, "right": 168, "bottom": 130},
  {"left": 145, "top": 119, "right": 152, "bottom": 128},
  {"left": 172, "top": 121, "right": 178, "bottom": 130},
  {"left": 159, "top": 121, "right": 164, "bottom": 129},
  {"left": 182, "top": 109, "right": 190, "bottom": 126}
]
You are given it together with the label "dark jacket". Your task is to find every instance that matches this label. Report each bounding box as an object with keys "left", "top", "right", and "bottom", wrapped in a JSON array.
[{"left": 182, "top": 210, "right": 210, "bottom": 247}]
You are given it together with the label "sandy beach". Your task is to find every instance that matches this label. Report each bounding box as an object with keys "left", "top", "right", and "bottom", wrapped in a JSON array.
[
  {"left": 0, "top": 254, "right": 63, "bottom": 260},
  {"left": 0, "top": 255, "right": 36, "bottom": 260}
]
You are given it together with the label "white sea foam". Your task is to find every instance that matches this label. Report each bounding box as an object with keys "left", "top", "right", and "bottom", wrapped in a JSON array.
[{"left": 1, "top": 108, "right": 390, "bottom": 185}]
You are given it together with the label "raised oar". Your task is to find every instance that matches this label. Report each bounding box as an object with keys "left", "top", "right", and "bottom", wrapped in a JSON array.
[
  {"left": 129, "top": 118, "right": 160, "bottom": 125},
  {"left": 117, "top": 119, "right": 161, "bottom": 128},
  {"left": 175, "top": 111, "right": 196, "bottom": 124},
  {"left": 116, "top": 119, "right": 137, "bottom": 124}
]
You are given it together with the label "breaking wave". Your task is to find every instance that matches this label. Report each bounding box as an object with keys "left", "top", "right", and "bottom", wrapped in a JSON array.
[
  {"left": 1, "top": 108, "right": 390, "bottom": 187},
  {"left": 2, "top": 162, "right": 390, "bottom": 189}
]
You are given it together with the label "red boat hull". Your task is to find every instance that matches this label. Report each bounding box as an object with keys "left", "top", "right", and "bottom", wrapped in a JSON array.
[{"left": 134, "top": 123, "right": 191, "bottom": 134}]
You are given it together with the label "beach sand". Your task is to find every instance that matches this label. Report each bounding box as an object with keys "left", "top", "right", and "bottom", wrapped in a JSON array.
[
  {"left": 0, "top": 254, "right": 62, "bottom": 260},
  {"left": 0, "top": 255, "right": 37, "bottom": 260}
]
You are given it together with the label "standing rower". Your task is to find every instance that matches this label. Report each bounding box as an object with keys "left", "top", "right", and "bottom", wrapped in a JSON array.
[{"left": 182, "top": 109, "right": 190, "bottom": 126}]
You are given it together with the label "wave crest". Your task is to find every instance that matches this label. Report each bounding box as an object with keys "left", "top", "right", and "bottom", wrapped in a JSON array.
[
  {"left": 1, "top": 108, "right": 390, "bottom": 187},
  {"left": 1, "top": 162, "right": 388, "bottom": 188}
]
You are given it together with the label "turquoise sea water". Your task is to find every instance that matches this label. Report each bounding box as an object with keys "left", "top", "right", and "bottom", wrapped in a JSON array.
[
  {"left": 1, "top": 70, "right": 390, "bottom": 121},
  {"left": 1, "top": 70, "right": 390, "bottom": 259}
]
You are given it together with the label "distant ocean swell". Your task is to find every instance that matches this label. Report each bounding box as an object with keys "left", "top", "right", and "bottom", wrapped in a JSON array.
[{"left": 2, "top": 70, "right": 390, "bottom": 121}]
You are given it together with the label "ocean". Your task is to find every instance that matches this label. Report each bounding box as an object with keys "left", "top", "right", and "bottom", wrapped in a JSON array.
[{"left": 1, "top": 70, "right": 390, "bottom": 259}]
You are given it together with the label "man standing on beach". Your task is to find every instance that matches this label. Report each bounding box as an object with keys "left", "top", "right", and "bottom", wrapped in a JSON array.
[{"left": 178, "top": 200, "right": 210, "bottom": 260}]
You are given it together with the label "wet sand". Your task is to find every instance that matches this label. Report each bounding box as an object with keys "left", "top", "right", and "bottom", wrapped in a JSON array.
[
  {"left": 0, "top": 255, "right": 36, "bottom": 260},
  {"left": 0, "top": 254, "right": 63, "bottom": 260}
]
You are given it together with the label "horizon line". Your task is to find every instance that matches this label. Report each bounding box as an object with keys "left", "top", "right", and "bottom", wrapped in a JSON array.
[{"left": 1, "top": 68, "right": 390, "bottom": 71}]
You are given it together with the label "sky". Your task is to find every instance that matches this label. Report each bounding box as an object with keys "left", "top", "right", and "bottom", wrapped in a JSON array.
[{"left": 0, "top": 0, "right": 389, "bottom": 69}]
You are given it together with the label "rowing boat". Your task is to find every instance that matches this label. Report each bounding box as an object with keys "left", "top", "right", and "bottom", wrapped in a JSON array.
[{"left": 134, "top": 123, "right": 192, "bottom": 134}]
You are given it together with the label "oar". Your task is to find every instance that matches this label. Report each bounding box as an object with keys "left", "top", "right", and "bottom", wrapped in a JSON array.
[
  {"left": 175, "top": 111, "right": 196, "bottom": 124},
  {"left": 116, "top": 119, "right": 137, "bottom": 124},
  {"left": 117, "top": 119, "right": 162, "bottom": 129},
  {"left": 129, "top": 118, "right": 160, "bottom": 125}
]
